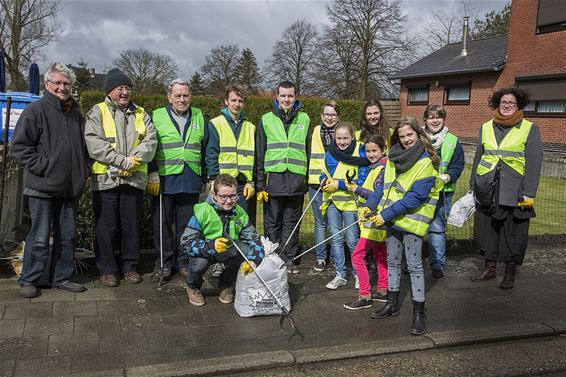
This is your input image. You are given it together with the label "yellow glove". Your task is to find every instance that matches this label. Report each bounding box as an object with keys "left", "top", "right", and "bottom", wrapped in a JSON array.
[
  {"left": 241, "top": 261, "right": 256, "bottom": 275},
  {"left": 359, "top": 207, "right": 372, "bottom": 222},
  {"left": 147, "top": 172, "right": 160, "bottom": 196},
  {"left": 345, "top": 181, "right": 357, "bottom": 192},
  {"left": 322, "top": 178, "right": 338, "bottom": 192},
  {"left": 243, "top": 182, "right": 255, "bottom": 200},
  {"left": 257, "top": 191, "right": 269, "bottom": 202},
  {"left": 119, "top": 169, "right": 133, "bottom": 177},
  {"left": 369, "top": 213, "right": 385, "bottom": 227},
  {"left": 518, "top": 196, "right": 535, "bottom": 209},
  {"left": 125, "top": 156, "right": 143, "bottom": 171},
  {"left": 214, "top": 237, "right": 230, "bottom": 253}
]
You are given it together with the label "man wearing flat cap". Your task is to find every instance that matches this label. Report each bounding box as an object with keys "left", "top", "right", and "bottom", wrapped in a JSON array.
[{"left": 84, "top": 68, "right": 157, "bottom": 287}]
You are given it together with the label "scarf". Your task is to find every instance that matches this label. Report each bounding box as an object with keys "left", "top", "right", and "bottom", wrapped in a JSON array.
[
  {"left": 329, "top": 140, "right": 371, "bottom": 167},
  {"left": 425, "top": 126, "right": 449, "bottom": 150},
  {"left": 388, "top": 139, "right": 425, "bottom": 174},
  {"left": 61, "top": 97, "right": 74, "bottom": 115},
  {"left": 493, "top": 109, "right": 524, "bottom": 127},
  {"left": 319, "top": 124, "right": 335, "bottom": 150}
]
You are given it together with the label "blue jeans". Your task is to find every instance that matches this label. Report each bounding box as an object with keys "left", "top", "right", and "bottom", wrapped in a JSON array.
[
  {"left": 326, "top": 204, "right": 359, "bottom": 279},
  {"left": 19, "top": 196, "right": 78, "bottom": 286},
  {"left": 309, "top": 187, "right": 327, "bottom": 262},
  {"left": 428, "top": 192, "right": 454, "bottom": 272},
  {"left": 187, "top": 241, "right": 245, "bottom": 289}
]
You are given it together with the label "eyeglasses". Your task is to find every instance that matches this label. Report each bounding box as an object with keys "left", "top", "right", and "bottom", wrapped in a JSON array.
[
  {"left": 115, "top": 86, "right": 132, "bottom": 93},
  {"left": 500, "top": 101, "right": 517, "bottom": 107},
  {"left": 215, "top": 194, "right": 239, "bottom": 202},
  {"left": 48, "top": 80, "right": 72, "bottom": 88},
  {"left": 322, "top": 113, "right": 338, "bottom": 118}
]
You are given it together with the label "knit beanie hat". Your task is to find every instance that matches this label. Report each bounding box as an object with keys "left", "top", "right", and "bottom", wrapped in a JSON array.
[{"left": 104, "top": 68, "right": 133, "bottom": 93}]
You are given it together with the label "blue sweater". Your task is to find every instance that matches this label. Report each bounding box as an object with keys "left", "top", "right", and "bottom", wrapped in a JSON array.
[{"left": 320, "top": 143, "right": 369, "bottom": 190}]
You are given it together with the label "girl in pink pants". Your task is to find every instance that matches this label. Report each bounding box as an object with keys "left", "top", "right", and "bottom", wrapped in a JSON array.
[{"left": 344, "top": 133, "right": 388, "bottom": 310}]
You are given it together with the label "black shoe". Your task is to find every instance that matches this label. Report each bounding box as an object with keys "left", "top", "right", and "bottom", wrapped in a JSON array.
[
  {"left": 370, "top": 290, "right": 400, "bottom": 319},
  {"left": 19, "top": 284, "right": 40, "bottom": 298},
  {"left": 410, "top": 300, "right": 426, "bottom": 335},
  {"left": 343, "top": 296, "right": 372, "bottom": 310},
  {"left": 432, "top": 269, "right": 444, "bottom": 279},
  {"left": 499, "top": 262, "right": 516, "bottom": 289},
  {"left": 55, "top": 281, "right": 87, "bottom": 293},
  {"left": 371, "top": 290, "right": 387, "bottom": 302}
]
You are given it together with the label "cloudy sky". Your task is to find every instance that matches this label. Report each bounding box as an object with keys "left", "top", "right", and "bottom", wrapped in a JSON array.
[{"left": 41, "top": 0, "right": 507, "bottom": 79}]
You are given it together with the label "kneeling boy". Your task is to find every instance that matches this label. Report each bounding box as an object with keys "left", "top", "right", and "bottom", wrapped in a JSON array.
[{"left": 181, "top": 174, "right": 264, "bottom": 306}]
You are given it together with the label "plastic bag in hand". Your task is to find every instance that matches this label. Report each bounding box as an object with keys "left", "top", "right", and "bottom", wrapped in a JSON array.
[
  {"left": 260, "top": 236, "right": 279, "bottom": 255},
  {"left": 447, "top": 192, "right": 476, "bottom": 228}
]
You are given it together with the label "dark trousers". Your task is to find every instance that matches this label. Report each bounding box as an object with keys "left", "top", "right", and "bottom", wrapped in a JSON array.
[
  {"left": 187, "top": 242, "right": 245, "bottom": 289},
  {"left": 237, "top": 183, "right": 257, "bottom": 227},
  {"left": 19, "top": 196, "right": 78, "bottom": 286},
  {"left": 92, "top": 185, "right": 143, "bottom": 275},
  {"left": 476, "top": 209, "right": 531, "bottom": 265},
  {"left": 151, "top": 192, "right": 199, "bottom": 270},
  {"left": 263, "top": 194, "right": 304, "bottom": 260}
]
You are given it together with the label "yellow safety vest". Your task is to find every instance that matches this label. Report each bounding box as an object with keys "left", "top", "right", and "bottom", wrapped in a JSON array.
[
  {"left": 320, "top": 143, "right": 361, "bottom": 214},
  {"left": 92, "top": 102, "right": 147, "bottom": 175},
  {"left": 308, "top": 125, "right": 325, "bottom": 184},
  {"left": 355, "top": 129, "right": 391, "bottom": 155},
  {"left": 358, "top": 164, "right": 386, "bottom": 242},
  {"left": 476, "top": 119, "right": 532, "bottom": 176},
  {"left": 210, "top": 115, "right": 255, "bottom": 181},
  {"left": 377, "top": 157, "right": 442, "bottom": 237}
]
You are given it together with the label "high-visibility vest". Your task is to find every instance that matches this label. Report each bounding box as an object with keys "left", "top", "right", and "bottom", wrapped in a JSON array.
[
  {"left": 476, "top": 119, "right": 532, "bottom": 176},
  {"left": 355, "top": 129, "right": 391, "bottom": 154},
  {"left": 92, "top": 102, "right": 148, "bottom": 175},
  {"left": 358, "top": 164, "right": 386, "bottom": 242},
  {"left": 308, "top": 125, "right": 325, "bottom": 184},
  {"left": 439, "top": 132, "right": 458, "bottom": 192},
  {"left": 320, "top": 143, "right": 361, "bottom": 214},
  {"left": 377, "top": 157, "right": 442, "bottom": 237},
  {"left": 262, "top": 112, "right": 310, "bottom": 175},
  {"left": 152, "top": 107, "right": 204, "bottom": 176},
  {"left": 193, "top": 201, "right": 249, "bottom": 241},
  {"left": 210, "top": 115, "right": 255, "bottom": 181}
]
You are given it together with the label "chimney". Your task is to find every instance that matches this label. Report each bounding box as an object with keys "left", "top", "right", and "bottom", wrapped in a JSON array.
[{"left": 461, "top": 17, "right": 469, "bottom": 57}]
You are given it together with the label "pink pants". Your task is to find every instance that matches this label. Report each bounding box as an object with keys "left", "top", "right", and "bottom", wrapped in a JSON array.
[{"left": 351, "top": 237, "right": 388, "bottom": 296}]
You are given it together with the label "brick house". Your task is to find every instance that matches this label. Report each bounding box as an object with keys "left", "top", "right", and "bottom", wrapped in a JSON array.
[{"left": 391, "top": 0, "right": 566, "bottom": 149}]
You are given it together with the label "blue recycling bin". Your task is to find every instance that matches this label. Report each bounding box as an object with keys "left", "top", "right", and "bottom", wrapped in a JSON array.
[{"left": 0, "top": 92, "right": 41, "bottom": 142}]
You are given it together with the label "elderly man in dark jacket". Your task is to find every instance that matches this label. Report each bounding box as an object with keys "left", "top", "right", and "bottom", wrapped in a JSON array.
[{"left": 10, "top": 62, "right": 92, "bottom": 298}]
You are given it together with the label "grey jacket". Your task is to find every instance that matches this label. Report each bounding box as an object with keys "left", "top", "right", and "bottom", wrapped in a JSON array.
[{"left": 84, "top": 97, "right": 157, "bottom": 191}]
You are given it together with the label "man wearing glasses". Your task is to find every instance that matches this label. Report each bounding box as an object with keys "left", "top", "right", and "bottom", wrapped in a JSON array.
[
  {"left": 180, "top": 174, "right": 264, "bottom": 306},
  {"left": 84, "top": 68, "right": 157, "bottom": 287},
  {"left": 11, "top": 63, "right": 92, "bottom": 298}
]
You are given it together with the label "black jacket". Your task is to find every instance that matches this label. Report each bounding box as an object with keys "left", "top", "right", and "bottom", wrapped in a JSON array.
[
  {"left": 10, "top": 92, "right": 91, "bottom": 198},
  {"left": 255, "top": 101, "right": 310, "bottom": 196}
]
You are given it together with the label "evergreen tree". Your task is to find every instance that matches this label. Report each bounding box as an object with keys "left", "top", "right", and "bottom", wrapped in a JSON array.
[
  {"left": 471, "top": 3, "right": 511, "bottom": 39},
  {"left": 189, "top": 72, "right": 206, "bottom": 96},
  {"left": 74, "top": 58, "right": 92, "bottom": 94},
  {"left": 235, "top": 48, "right": 261, "bottom": 94}
]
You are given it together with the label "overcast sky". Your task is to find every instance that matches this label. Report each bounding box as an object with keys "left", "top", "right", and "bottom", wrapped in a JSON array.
[{"left": 41, "top": 0, "right": 507, "bottom": 79}]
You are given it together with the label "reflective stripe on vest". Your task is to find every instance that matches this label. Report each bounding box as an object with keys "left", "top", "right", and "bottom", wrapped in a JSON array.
[
  {"left": 308, "top": 125, "right": 325, "bottom": 184},
  {"left": 262, "top": 112, "right": 310, "bottom": 175},
  {"left": 358, "top": 165, "right": 386, "bottom": 242},
  {"left": 210, "top": 115, "right": 255, "bottom": 181},
  {"left": 320, "top": 143, "right": 361, "bottom": 214},
  {"left": 476, "top": 119, "right": 532, "bottom": 176},
  {"left": 439, "top": 132, "right": 458, "bottom": 192},
  {"left": 92, "top": 102, "right": 148, "bottom": 174},
  {"left": 152, "top": 107, "right": 204, "bottom": 176},
  {"left": 193, "top": 202, "right": 249, "bottom": 241},
  {"left": 377, "top": 157, "right": 442, "bottom": 237}
]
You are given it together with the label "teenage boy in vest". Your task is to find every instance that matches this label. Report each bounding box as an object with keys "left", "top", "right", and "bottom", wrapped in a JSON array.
[
  {"left": 180, "top": 174, "right": 265, "bottom": 307},
  {"left": 422, "top": 105, "right": 464, "bottom": 279},
  {"left": 146, "top": 79, "right": 208, "bottom": 281},
  {"left": 255, "top": 81, "right": 310, "bottom": 274},
  {"left": 85, "top": 68, "right": 157, "bottom": 287}
]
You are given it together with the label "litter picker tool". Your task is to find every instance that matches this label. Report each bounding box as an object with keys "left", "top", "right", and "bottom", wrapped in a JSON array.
[{"left": 150, "top": 192, "right": 165, "bottom": 286}]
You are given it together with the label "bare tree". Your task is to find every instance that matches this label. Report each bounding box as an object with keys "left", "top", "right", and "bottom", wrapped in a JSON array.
[
  {"left": 326, "top": 0, "right": 415, "bottom": 100},
  {"left": 0, "top": 0, "right": 60, "bottom": 90},
  {"left": 112, "top": 48, "right": 177, "bottom": 94},
  {"left": 419, "top": 11, "right": 463, "bottom": 53},
  {"left": 265, "top": 19, "right": 318, "bottom": 96},
  {"left": 201, "top": 44, "right": 240, "bottom": 96}
]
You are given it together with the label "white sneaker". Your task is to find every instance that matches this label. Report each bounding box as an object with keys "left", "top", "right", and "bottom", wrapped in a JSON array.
[
  {"left": 211, "top": 263, "right": 225, "bottom": 277},
  {"left": 326, "top": 274, "right": 347, "bottom": 290},
  {"left": 354, "top": 275, "right": 359, "bottom": 289}
]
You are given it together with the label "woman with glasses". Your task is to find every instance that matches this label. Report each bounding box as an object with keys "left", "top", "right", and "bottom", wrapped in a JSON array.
[{"left": 470, "top": 88, "right": 543, "bottom": 289}]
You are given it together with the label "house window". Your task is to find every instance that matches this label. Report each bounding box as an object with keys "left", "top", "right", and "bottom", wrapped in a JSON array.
[
  {"left": 444, "top": 83, "right": 470, "bottom": 105},
  {"left": 518, "top": 75, "right": 566, "bottom": 117},
  {"left": 537, "top": 0, "right": 566, "bottom": 34},
  {"left": 408, "top": 86, "right": 428, "bottom": 105}
]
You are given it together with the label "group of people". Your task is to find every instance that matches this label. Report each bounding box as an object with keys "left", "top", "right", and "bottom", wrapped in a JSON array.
[{"left": 10, "top": 62, "right": 542, "bottom": 336}]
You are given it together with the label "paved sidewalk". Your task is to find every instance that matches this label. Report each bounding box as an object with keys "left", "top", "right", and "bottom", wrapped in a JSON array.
[{"left": 0, "top": 244, "right": 565, "bottom": 377}]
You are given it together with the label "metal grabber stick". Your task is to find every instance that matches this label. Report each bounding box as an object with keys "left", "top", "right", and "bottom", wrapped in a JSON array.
[{"left": 151, "top": 192, "right": 165, "bottom": 285}]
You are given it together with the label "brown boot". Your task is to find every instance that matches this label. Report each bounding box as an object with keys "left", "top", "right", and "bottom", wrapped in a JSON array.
[
  {"left": 499, "top": 262, "right": 516, "bottom": 289},
  {"left": 471, "top": 259, "right": 496, "bottom": 281}
]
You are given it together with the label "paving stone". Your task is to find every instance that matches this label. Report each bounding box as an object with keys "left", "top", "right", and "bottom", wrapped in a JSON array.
[
  {"left": 99, "top": 330, "right": 150, "bottom": 354},
  {"left": 145, "top": 328, "right": 198, "bottom": 353},
  {"left": 24, "top": 316, "right": 74, "bottom": 337},
  {"left": 0, "top": 304, "right": 5, "bottom": 320},
  {"left": 74, "top": 287, "right": 119, "bottom": 301},
  {"left": 119, "top": 313, "right": 165, "bottom": 331},
  {"left": 0, "top": 318, "right": 24, "bottom": 338},
  {"left": 96, "top": 297, "right": 181, "bottom": 316},
  {"left": 74, "top": 315, "right": 120, "bottom": 334},
  {"left": 3, "top": 302, "right": 53, "bottom": 319},
  {"left": 70, "top": 352, "right": 125, "bottom": 374},
  {"left": 53, "top": 301, "right": 98, "bottom": 317},
  {"left": 31, "top": 288, "right": 76, "bottom": 302},
  {"left": 0, "top": 289, "right": 31, "bottom": 304},
  {"left": 0, "top": 336, "right": 48, "bottom": 359},
  {"left": 12, "top": 355, "right": 71, "bottom": 377},
  {"left": 0, "top": 359, "right": 14, "bottom": 377},
  {"left": 48, "top": 333, "right": 99, "bottom": 356}
]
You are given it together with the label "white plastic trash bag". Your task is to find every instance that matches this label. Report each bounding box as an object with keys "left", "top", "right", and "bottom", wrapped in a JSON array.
[
  {"left": 448, "top": 191, "right": 476, "bottom": 227},
  {"left": 234, "top": 237, "right": 291, "bottom": 318}
]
